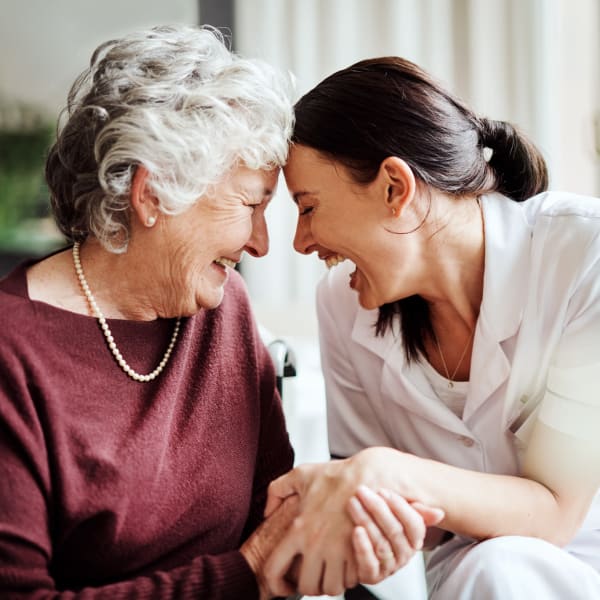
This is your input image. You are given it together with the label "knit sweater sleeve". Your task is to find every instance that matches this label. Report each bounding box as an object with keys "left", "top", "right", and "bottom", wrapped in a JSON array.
[{"left": 0, "top": 367, "right": 260, "bottom": 600}]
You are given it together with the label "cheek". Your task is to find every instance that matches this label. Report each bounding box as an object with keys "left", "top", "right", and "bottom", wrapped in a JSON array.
[
  {"left": 310, "top": 210, "right": 334, "bottom": 239},
  {"left": 169, "top": 244, "right": 209, "bottom": 282},
  {"left": 216, "top": 208, "right": 254, "bottom": 240},
  {"left": 313, "top": 210, "right": 354, "bottom": 248}
]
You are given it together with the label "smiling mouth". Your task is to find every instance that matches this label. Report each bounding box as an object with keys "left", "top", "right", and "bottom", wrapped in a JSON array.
[{"left": 214, "top": 257, "right": 237, "bottom": 269}]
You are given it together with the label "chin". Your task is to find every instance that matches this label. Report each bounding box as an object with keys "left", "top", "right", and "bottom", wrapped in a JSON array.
[
  {"left": 196, "top": 289, "right": 225, "bottom": 311},
  {"left": 357, "top": 293, "right": 379, "bottom": 311}
]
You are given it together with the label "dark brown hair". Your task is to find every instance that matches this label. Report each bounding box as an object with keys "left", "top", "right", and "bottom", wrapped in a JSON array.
[{"left": 292, "top": 56, "right": 548, "bottom": 361}]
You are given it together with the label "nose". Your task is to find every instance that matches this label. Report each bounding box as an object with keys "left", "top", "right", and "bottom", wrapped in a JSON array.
[
  {"left": 293, "top": 216, "right": 315, "bottom": 255},
  {"left": 244, "top": 211, "right": 269, "bottom": 258}
]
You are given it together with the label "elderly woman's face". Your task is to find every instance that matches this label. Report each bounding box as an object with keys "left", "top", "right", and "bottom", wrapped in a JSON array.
[{"left": 161, "top": 165, "right": 279, "bottom": 314}]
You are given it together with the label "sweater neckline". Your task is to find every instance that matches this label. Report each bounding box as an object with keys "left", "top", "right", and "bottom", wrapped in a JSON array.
[{"left": 1, "top": 254, "right": 173, "bottom": 328}]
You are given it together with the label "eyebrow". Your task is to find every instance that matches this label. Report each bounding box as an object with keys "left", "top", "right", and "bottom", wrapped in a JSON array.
[
  {"left": 292, "top": 190, "right": 319, "bottom": 205},
  {"left": 245, "top": 186, "right": 274, "bottom": 201}
]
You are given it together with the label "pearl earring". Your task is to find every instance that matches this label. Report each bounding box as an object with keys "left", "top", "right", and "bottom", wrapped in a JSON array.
[{"left": 146, "top": 216, "right": 157, "bottom": 227}]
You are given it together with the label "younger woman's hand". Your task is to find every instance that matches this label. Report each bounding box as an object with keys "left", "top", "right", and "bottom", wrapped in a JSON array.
[{"left": 348, "top": 486, "right": 444, "bottom": 584}]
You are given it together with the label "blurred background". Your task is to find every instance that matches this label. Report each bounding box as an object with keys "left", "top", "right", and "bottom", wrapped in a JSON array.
[
  {"left": 1, "top": 0, "right": 599, "bottom": 463},
  {"left": 1, "top": 3, "right": 598, "bottom": 597}
]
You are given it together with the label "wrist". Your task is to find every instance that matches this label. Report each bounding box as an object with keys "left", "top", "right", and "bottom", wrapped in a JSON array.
[
  {"left": 239, "top": 545, "right": 267, "bottom": 598},
  {"left": 354, "top": 446, "right": 424, "bottom": 499}
]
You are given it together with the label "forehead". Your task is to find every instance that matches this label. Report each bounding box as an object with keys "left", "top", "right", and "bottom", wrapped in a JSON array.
[
  {"left": 224, "top": 164, "right": 280, "bottom": 193},
  {"left": 284, "top": 145, "right": 340, "bottom": 186},
  {"left": 286, "top": 145, "right": 324, "bottom": 170}
]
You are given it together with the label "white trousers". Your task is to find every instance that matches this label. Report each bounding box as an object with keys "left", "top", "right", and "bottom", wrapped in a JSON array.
[{"left": 427, "top": 535, "right": 600, "bottom": 600}]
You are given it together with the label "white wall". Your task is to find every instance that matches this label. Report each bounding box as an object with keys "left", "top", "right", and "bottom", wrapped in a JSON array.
[
  {"left": 0, "top": 0, "right": 198, "bottom": 119},
  {"left": 235, "top": 0, "right": 600, "bottom": 337}
]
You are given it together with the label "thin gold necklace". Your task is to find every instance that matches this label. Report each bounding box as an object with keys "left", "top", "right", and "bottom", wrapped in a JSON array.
[
  {"left": 72, "top": 242, "right": 181, "bottom": 382},
  {"left": 432, "top": 327, "right": 475, "bottom": 388}
]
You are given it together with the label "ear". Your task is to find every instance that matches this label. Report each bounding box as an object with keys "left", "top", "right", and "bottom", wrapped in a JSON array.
[
  {"left": 130, "top": 165, "right": 159, "bottom": 228},
  {"left": 378, "top": 156, "right": 416, "bottom": 218}
]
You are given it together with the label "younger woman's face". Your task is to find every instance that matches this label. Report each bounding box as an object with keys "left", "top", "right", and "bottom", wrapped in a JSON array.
[{"left": 284, "top": 144, "right": 414, "bottom": 310}]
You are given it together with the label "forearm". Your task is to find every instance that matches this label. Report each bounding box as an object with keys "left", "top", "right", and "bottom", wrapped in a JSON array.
[
  {"left": 0, "top": 551, "right": 258, "bottom": 600},
  {"left": 359, "top": 447, "right": 581, "bottom": 545}
]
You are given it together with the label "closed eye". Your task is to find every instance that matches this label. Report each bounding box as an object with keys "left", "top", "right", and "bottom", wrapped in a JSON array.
[{"left": 299, "top": 206, "right": 314, "bottom": 216}]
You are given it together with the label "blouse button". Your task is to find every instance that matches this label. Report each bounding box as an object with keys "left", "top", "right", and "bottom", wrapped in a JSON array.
[{"left": 458, "top": 435, "right": 475, "bottom": 447}]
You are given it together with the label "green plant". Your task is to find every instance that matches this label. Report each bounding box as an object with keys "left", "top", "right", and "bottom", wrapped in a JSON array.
[
  {"left": 0, "top": 127, "right": 53, "bottom": 223},
  {"left": 0, "top": 100, "right": 62, "bottom": 252}
]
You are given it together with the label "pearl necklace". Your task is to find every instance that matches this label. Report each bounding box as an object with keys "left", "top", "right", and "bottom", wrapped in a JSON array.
[
  {"left": 432, "top": 327, "right": 474, "bottom": 389},
  {"left": 72, "top": 242, "right": 181, "bottom": 382}
]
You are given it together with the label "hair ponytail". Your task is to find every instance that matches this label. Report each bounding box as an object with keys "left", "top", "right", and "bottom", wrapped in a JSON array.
[{"left": 478, "top": 118, "right": 548, "bottom": 202}]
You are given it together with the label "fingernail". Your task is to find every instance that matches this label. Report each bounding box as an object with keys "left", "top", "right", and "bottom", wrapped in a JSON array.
[
  {"left": 358, "top": 484, "right": 375, "bottom": 496},
  {"left": 349, "top": 496, "right": 362, "bottom": 511}
]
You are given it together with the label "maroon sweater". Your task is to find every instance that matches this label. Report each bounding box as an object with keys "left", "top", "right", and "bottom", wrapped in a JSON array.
[{"left": 0, "top": 260, "right": 294, "bottom": 598}]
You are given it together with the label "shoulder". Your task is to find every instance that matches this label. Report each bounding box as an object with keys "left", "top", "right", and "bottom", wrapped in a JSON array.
[
  {"left": 316, "top": 261, "right": 363, "bottom": 340},
  {"left": 486, "top": 191, "right": 600, "bottom": 280},
  {"left": 223, "top": 268, "right": 252, "bottom": 302},
  {"left": 0, "top": 262, "right": 37, "bottom": 338},
  {"left": 526, "top": 192, "right": 600, "bottom": 271},
  {"left": 215, "top": 268, "right": 254, "bottom": 323},
  {"left": 192, "top": 268, "right": 262, "bottom": 351},
  {"left": 523, "top": 191, "right": 600, "bottom": 235}
]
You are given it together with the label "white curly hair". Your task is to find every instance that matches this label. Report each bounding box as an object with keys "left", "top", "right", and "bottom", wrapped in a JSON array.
[{"left": 46, "top": 24, "right": 295, "bottom": 252}]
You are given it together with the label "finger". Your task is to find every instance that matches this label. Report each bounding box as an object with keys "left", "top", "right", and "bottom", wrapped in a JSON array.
[
  {"left": 321, "top": 553, "right": 346, "bottom": 597},
  {"left": 286, "top": 555, "right": 302, "bottom": 589},
  {"left": 347, "top": 493, "right": 371, "bottom": 526},
  {"left": 349, "top": 496, "right": 401, "bottom": 579},
  {"left": 411, "top": 501, "right": 445, "bottom": 526},
  {"left": 263, "top": 493, "right": 283, "bottom": 518},
  {"left": 344, "top": 559, "right": 359, "bottom": 591},
  {"left": 355, "top": 486, "right": 411, "bottom": 563},
  {"left": 263, "top": 528, "right": 303, "bottom": 596},
  {"left": 265, "top": 470, "right": 304, "bottom": 517},
  {"left": 355, "top": 485, "right": 406, "bottom": 539},
  {"left": 348, "top": 494, "right": 394, "bottom": 560},
  {"left": 352, "top": 525, "right": 381, "bottom": 584},
  {"left": 377, "top": 488, "right": 426, "bottom": 550},
  {"left": 296, "top": 551, "right": 325, "bottom": 597}
]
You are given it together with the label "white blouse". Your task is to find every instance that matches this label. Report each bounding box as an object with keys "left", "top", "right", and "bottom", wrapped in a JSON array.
[
  {"left": 316, "top": 191, "right": 600, "bottom": 562},
  {"left": 418, "top": 357, "right": 469, "bottom": 420}
]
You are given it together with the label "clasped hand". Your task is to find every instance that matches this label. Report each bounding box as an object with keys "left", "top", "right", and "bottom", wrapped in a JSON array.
[{"left": 262, "top": 448, "right": 444, "bottom": 597}]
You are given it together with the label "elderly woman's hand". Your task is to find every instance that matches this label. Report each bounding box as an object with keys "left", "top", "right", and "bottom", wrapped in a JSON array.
[
  {"left": 240, "top": 495, "right": 300, "bottom": 600},
  {"left": 347, "top": 486, "right": 444, "bottom": 584},
  {"left": 262, "top": 448, "right": 444, "bottom": 597}
]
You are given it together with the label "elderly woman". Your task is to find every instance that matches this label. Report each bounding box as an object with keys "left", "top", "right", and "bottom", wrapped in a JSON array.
[{"left": 0, "top": 25, "right": 300, "bottom": 599}]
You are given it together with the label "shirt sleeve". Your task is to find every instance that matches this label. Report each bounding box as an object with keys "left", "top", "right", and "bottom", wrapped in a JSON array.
[
  {"left": 523, "top": 239, "right": 600, "bottom": 489},
  {"left": 538, "top": 247, "right": 600, "bottom": 443}
]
